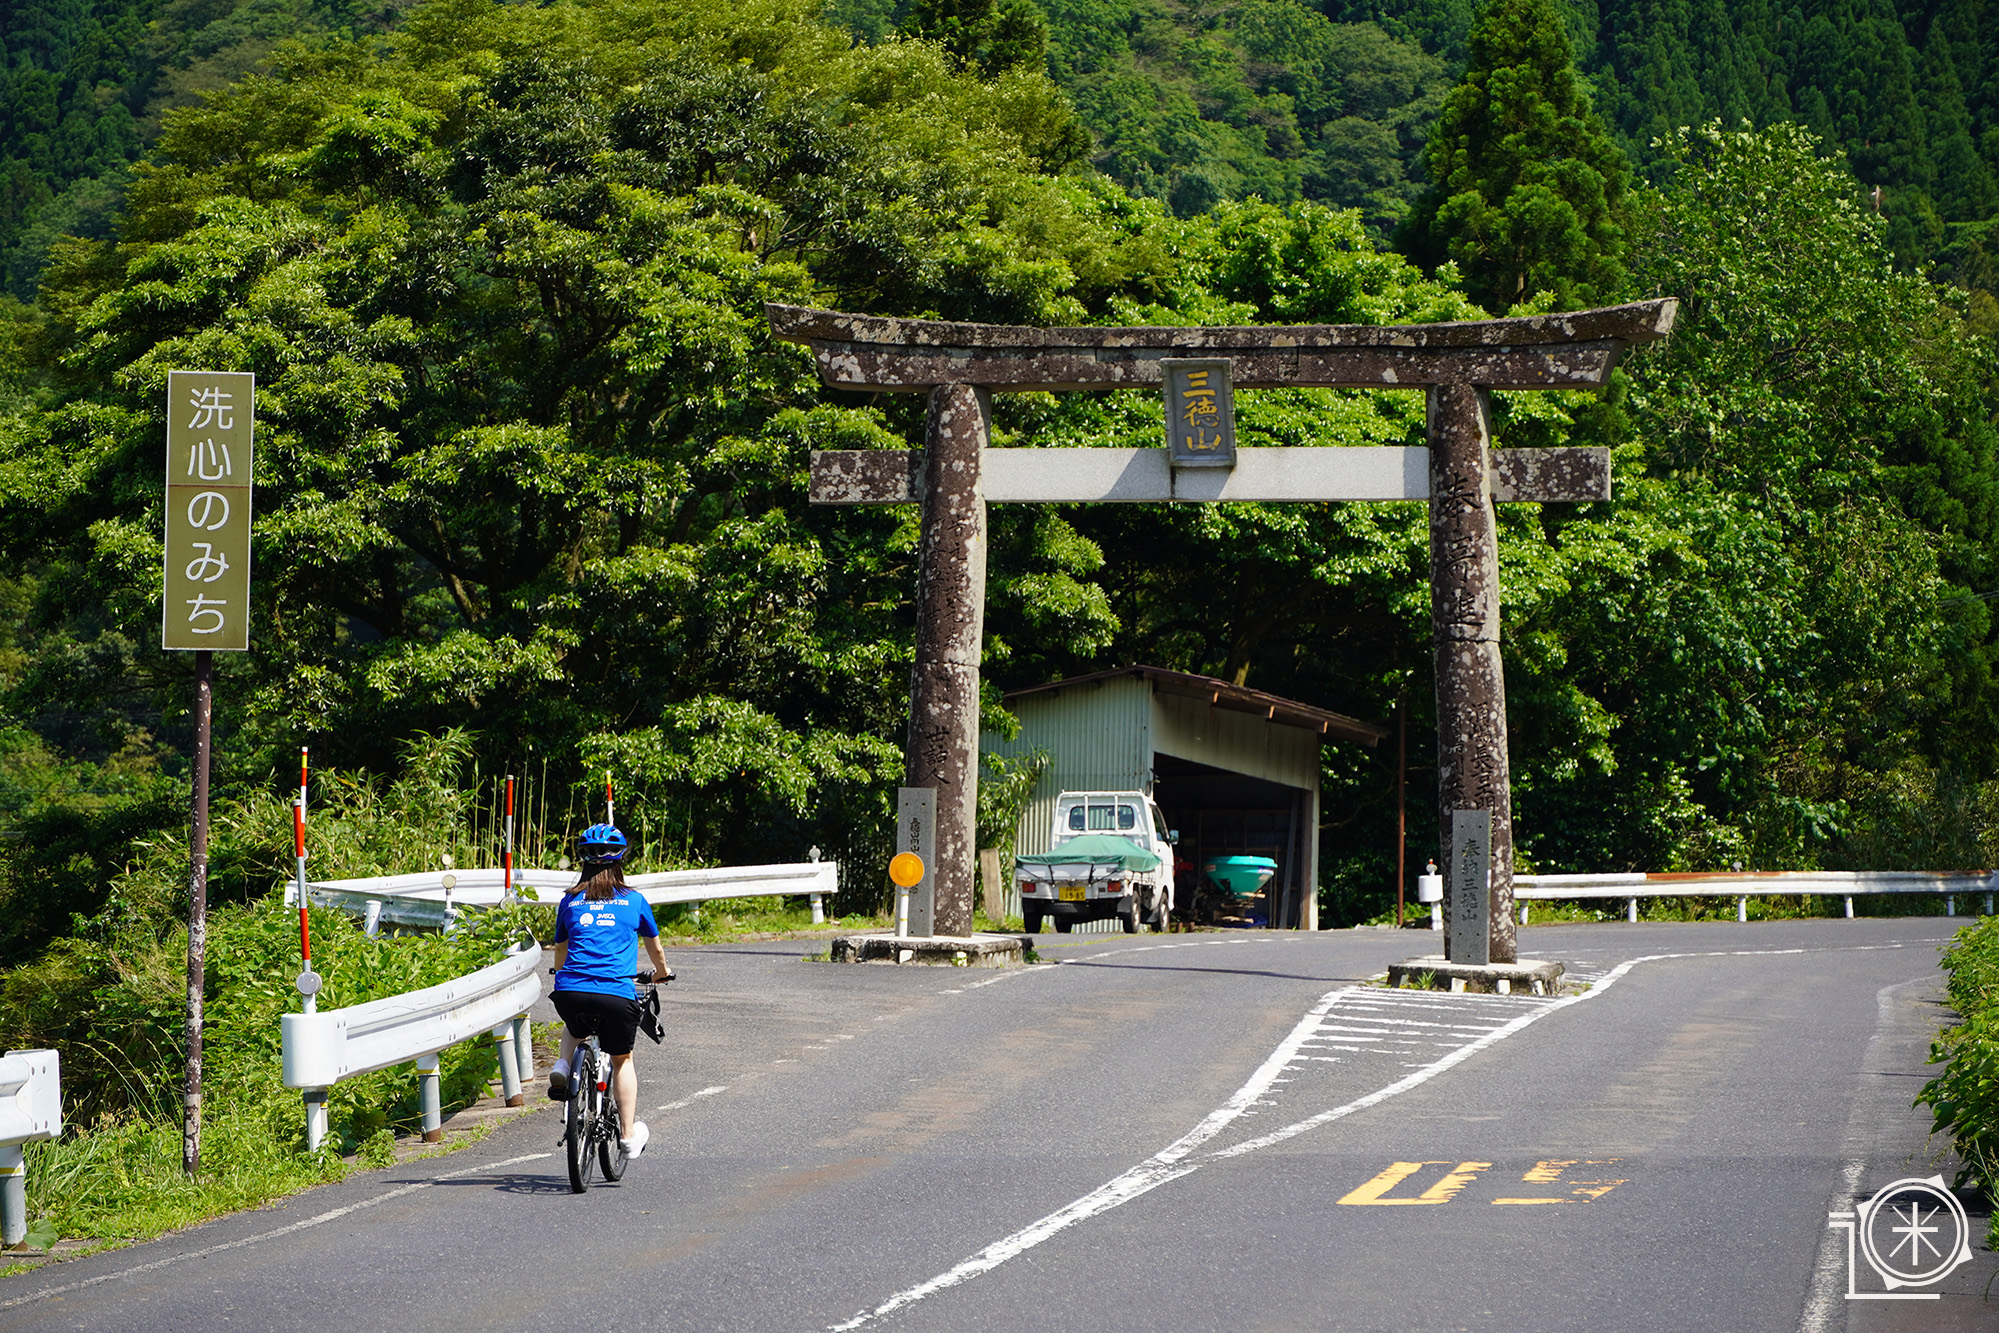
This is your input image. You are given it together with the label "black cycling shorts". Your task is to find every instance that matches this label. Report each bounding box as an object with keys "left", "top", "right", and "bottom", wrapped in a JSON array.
[{"left": 552, "top": 990, "right": 641, "bottom": 1056}]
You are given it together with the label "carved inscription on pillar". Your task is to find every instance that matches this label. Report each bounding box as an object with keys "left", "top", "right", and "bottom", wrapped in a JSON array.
[
  {"left": 904, "top": 384, "right": 988, "bottom": 938},
  {"left": 1428, "top": 384, "right": 1516, "bottom": 965}
]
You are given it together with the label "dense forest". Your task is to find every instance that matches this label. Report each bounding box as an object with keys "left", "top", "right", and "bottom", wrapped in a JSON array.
[{"left": 0, "top": 0, "right": 1996, "bottom": 975}]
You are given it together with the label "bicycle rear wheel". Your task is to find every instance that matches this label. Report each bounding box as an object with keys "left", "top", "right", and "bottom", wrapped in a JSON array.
[
  {"left": 599, "top": 1089, "right": 628, "bottom": 1182},
  {"left": 565, "top": 1048, "right": 599, "bottom": 1193}
]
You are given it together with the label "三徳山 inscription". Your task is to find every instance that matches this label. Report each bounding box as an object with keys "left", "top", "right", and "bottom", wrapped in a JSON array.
[{"left": 1163, "top": 359, "right": 1237, "bottom": 468}]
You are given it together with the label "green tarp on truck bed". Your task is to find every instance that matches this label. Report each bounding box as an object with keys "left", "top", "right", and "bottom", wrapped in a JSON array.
[{"left": 1015, "top": 834, "right": 1163, "bottom": 873}]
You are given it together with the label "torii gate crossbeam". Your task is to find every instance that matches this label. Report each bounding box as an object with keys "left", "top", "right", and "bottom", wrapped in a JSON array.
[{"left": 769, "top": 299, "right": 1678, "bottom": 964}]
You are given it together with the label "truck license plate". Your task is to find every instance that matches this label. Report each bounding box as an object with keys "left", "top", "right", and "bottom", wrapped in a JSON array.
[{"left": 1058, "top": 884, "right": 1086, "bottom": 902}]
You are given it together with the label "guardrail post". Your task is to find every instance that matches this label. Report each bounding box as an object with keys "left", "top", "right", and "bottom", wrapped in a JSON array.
[
  {"left": 493, "top": 1023, "right": 522, "bottom": 1107},
  {"left": 1519, "top": 901, "right": 1528, "bottom": 926},
  {"left": 1946, "top": 894, "right": 1956, "bottom": 917},
  {"left": 1844, "top": 895, "right": 1854, "bottom": 918},
  {"left": 1986, "top": 892, "right": 1994, "bottom": 915},
  {"left": 1626, "top": 897, "right": 1637, "bottom": 923},
  {"left": 810, "top": 892, "right": 825, "bottom": 925},
  {"left": 0, "top": 1144, "right": 25, "bottom": 1249},
  {"left": 513, "top": 1013, "right": 534, "bottom": 1087},
  {"left": 417, "top": 1054, "right": 442, "bottom": 1142},
  {"left": 363, "top": 899, "right": 383, "bottom": 937},
  {"left": 1736, "top": 896, "right": 1748, "bottom": 922},
  {"left": 302, "top": 1088, "right": 328, "bottom": 1152}
]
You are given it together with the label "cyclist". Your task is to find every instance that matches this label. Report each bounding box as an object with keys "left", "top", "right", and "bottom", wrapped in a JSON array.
[{"left": 547, "top": 823, "right": 670, "bottom": 1159}]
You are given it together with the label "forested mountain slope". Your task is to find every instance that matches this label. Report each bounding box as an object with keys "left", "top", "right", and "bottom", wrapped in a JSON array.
[
  {"left": 841, "top": 0, "right": 1999, "bottom": 291},
  {"left": 13, "top": 0, "right": 1999, "bottom": 294}
]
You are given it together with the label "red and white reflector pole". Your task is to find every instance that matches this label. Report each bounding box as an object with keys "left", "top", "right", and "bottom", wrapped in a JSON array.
[
  {"left": 605, "top": 771, "right": 615, "bottom": 827},
  {"left": 503, "top": 774, "right": 516, "bottom": 902},
  {"left": 293, "top": 747, "right": 323, "bottom": 1014}
]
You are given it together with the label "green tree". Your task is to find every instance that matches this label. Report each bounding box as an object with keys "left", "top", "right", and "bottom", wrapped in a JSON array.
[
  {"left": 900, "top": 0, "right": 1054, "bottom": 78},
  {"left": 1399, "top": 0, "right": 1628, "bottom": 311},
  {"left": 1520, "top": 122, "right": 1999, "bottom": 872},
  {"left": 0, "top": 0, "right": 1150, "bottom": 949}
]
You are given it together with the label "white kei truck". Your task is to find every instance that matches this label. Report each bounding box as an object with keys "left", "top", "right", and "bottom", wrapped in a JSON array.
[{"left": 1015, "top": 790, "right": 1176, "bottom": 934}]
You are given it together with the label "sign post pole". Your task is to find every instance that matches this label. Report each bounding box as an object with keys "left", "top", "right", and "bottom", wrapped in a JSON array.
[
  {"left": 163, "top": 369, "right": 254, "bottom": 1176},
  {"left": 182, "top": 649, "right": 211, "bottom": 1176}
]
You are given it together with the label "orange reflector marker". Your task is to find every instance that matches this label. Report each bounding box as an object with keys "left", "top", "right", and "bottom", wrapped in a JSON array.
[{"left": 889, "top": 852, "right": 925, "bottom": 888}]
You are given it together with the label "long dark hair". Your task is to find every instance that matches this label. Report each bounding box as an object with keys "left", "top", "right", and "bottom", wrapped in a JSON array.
[{"left": 575, "top": 861, "right": 628, "bottom": 902}]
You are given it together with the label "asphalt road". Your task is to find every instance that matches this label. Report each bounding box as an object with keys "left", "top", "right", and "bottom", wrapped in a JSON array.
[{"left": 2, "top": 917, "right": 1992, "bottom": 1332}]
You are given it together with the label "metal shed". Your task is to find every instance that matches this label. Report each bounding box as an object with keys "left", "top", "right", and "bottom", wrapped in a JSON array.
[{"left": 981, "top": 667, "right": 1387, "bottom": 930}]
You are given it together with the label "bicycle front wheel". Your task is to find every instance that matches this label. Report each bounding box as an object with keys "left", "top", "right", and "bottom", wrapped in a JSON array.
[{"left": 566, "top": 1049, "right": 598, "bottom": 1193}]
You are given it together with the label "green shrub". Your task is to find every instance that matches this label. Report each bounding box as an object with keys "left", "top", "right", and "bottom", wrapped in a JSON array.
[
  {"left": 1917, "top": 914, "right": 1999, "bottom": 1247},
  {"left": 355, "top": 1128, "right": 397, "bottom": 1169}
]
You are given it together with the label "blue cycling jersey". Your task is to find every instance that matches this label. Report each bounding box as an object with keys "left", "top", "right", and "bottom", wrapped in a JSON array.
[{"left": 551, "top": 889, "right": 659, "bottom": 998}]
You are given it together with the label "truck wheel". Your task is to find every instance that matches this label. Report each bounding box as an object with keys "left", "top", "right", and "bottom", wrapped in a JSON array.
[
  {"left": 1023, "top": 904, "right": 1044, "bottom": 934},
  {"left": 1121, "top": 900, "right": 1139, "bottom": 934}
]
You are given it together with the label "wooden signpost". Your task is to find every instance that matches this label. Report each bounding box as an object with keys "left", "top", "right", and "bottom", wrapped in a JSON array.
[
  {"left": 162, "top": 369, "right": 254, "bottom": 1174},
  {"left": 770, "top": 300, "right": 1676, "bottom": 962}
]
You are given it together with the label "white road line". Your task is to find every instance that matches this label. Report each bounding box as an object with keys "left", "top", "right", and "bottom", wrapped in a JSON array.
[
  {"left": 826, "top": 986, "right": 1356, "bottom": 1332},
  {"left": 828, "top": 942, "right": 1913, "bottom": 1330},
  {"left": 940, "top": 964, "right": 1057, "bottom": 996},
  {"left": 657, "top": 1085, "right": 729, "bottom": 1111},
  {"left": 0, "top": 1152, "right": 554, "bottom": 1310}
]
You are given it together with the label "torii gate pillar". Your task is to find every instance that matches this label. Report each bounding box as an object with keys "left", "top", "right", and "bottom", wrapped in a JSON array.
[
  {"left": 906, "top": 384, "right": 989, "bottom": 938},
  {"left": 1428, "top": 384, "right": 1513, "bottom": 963}
]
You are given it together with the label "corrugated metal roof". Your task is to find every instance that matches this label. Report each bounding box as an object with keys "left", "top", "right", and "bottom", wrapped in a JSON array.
[{"left": 1002, "top": 666, "right": 1387, "bottom": 747}]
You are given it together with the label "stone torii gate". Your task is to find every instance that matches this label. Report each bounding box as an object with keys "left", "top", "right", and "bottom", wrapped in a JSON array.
[{"left": 768, "top": 299, "right": 1677, "bottom": 965}]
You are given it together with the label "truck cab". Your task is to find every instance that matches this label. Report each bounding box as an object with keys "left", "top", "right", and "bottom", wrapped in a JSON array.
[{"left": 1015, "top": 791, "right": 1176, "bottom": 934}]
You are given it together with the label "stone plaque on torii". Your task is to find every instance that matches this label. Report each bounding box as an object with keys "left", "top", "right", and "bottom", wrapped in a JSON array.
[{"left": 768, "top": 299, "right": 1677, "bottom": 965}]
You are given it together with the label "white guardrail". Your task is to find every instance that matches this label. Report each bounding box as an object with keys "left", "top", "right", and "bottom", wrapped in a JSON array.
[
  {"left": 1511, "top": 870, "right": 1998, "bottom": 924},
  {"left": 289, "top": 861, "right": 841, "bottom": 934},
  {"left": 0, "top": 1049, "right": 60, "bottom": 1248},
  {"left": 281, "top": 943, "right": 541, "bottom": 1152}
]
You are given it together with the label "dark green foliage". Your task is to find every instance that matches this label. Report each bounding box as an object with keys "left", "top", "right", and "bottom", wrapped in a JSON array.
[
  {"left": 0, "top": 0, "right": 410, "bottom": 297},
  {"left": 901, "top": 0, "right": 1052, "bottom": 76},
  {"left": 1399, "top": 0, "right": 1628, "bottom": 311}
]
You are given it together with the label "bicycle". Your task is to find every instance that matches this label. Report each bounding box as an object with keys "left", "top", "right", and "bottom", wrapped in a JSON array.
[{"left": 555, "top": 969, "right": 667, "bottom": 1194}]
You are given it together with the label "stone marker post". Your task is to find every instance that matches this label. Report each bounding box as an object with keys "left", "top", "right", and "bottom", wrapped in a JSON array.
[
  {"left": 1448, "top": 809, "right": 1493, "bottom": 967},
  {"left": 895, "top": 786, "right": 936, "bottom": 937}
]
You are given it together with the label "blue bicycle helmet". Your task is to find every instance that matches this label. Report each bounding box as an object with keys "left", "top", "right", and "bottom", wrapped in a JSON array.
[{"left": 576, "top": 823, "right": 628, "bottom": 864}]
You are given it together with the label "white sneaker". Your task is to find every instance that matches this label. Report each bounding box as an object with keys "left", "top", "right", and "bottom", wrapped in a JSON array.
[{"left": 621, "top": 1121, "right": 649, "bottom": 1158}]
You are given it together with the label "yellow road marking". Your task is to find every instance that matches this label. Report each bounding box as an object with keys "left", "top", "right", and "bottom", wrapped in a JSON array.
[
  {"left": 1494, "top": 1158, "right": 1626, "bottom": 1204},
  {"left": 1337, "top": 1160, "right": 1491, "bottom": 1205}
]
